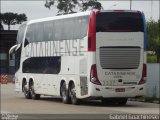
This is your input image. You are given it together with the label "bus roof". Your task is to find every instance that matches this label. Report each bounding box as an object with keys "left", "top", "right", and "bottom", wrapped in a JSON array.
[
  {"left": 27, "top": 11, "right": 91, "bottom": 25},
  {"left": 25, "top": 10, "right": 142, "bottom": 26}
]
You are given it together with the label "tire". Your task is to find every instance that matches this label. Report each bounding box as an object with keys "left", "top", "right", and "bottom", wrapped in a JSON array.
[
  {"left": 30, "top": 84, "right": 40, "bottom": 100},
  {"left": 69, "top": 83, "right": 80, "bottom": 105},
  {"left": 61, "top": 82, "right": 70, "bottom": 104},
  {"left": 23, "top": 84, "right": 31, "bottom": 99},
  {"left": 117, "top": 98, "right": 128, "bottom": 105}
]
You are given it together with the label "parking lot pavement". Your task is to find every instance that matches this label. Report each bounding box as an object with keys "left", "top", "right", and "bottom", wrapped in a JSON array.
[{"left": 1, "top": 84, "right": 159, "bottom": 119}]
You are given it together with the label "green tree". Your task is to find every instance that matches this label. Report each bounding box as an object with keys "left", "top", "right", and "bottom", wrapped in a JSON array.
[
  {"left": 81, "top": 0, "right": 102, "bottom": 11},
  {"left": 16, "top": 13, "right": 27, "bottom": 24},
  {"left": 45, "top": 0, "right": 103, "bottom": 15},
  {"left": 1, "top": 12, "right": 27, "bottom": 30},
  {"left": 147, "top": 19, "right": 160, "bottom": 62}
]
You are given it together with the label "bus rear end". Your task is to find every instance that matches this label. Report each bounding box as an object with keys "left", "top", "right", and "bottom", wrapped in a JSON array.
[{"left": 88, "top": 10, "right": 146, "bottom": 103}]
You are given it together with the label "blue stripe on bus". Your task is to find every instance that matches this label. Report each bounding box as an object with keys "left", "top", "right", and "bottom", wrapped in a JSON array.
[{"left": 142, "top": 12, "right": 147, "bottom": 51}]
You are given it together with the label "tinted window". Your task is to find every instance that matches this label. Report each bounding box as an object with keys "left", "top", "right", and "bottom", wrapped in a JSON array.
[
  {"left": 22, "top": 57, "right": 61, "bottom": 74},
  {"left": 25, "top": 16, "right": 89, "bottom": 43},
  {"left": 96, "top": 12, "right": 144, "bottom": 32}
]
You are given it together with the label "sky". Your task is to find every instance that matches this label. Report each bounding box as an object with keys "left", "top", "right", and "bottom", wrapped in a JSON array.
[{"left": 1, "top": 0, "right": 160, "bottom": 30}]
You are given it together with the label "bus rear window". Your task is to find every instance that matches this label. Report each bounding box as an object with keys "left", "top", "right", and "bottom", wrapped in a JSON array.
[{"left": 96, "top": 12, "right": 144, "bottom": 32}]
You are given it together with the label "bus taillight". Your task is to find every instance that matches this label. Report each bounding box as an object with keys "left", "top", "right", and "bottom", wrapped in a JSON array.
[
  {"left": 113, "top": 10, "right": 125, "bottom": 12},
  {"left": 138, "top": 64, "right": 147, "bottom": 85},
  {"left": 88, "top": 11, "right": 98, "bottom": 51},
  {"left": 90, "top": 64, "right": 101, "bottom": 85}
]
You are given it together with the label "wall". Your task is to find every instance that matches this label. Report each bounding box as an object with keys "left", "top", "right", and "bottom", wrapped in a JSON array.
[{"left": 146, "top": 63, "right": 160, "bottom": 98}]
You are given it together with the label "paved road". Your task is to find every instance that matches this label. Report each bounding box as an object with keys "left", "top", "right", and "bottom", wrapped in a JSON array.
[{"left": 1, "top": 84, "right": 159, "bottom": 120}]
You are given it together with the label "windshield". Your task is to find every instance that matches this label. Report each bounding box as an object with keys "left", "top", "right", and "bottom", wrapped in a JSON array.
[{"left": 96, "top": 12, "right": 144, "bottom": 32}]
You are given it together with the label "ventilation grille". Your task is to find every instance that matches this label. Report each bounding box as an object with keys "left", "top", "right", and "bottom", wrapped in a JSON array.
[{"left": 100, "top": 47, "right": 140, "bottom": 69}]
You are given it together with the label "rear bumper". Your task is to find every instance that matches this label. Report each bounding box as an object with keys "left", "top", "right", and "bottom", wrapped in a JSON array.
[{"left": 88, "top": 83, "right": 145, "bottom": 98}]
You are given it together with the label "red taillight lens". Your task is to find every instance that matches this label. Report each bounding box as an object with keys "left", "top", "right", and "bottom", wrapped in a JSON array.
[
  {"left": 90, "top": 64, "right": 101, "bottom": 85},
  {"left": 88, "top": 11, "right": 97, "bottom": 51},
  {"left": 114, "top": 10, "right": 125, "bottom": 12},
  {"left": 139, "top": 64, "right": 147, "bottom": 85}
]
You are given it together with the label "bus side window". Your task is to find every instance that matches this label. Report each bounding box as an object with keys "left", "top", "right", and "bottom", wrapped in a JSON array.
[{"left": 22, "top": 57, "right": 61, "bottom": 74}]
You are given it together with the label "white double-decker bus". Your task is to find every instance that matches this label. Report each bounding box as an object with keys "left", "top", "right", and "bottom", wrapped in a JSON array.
[{"left": 10, "top": 10, "right": 147, "bottom": 105}]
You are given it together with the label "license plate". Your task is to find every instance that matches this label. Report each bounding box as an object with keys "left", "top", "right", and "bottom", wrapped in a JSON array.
[{"left": 115, "top": 88, "right": 125, "bottom": 92}]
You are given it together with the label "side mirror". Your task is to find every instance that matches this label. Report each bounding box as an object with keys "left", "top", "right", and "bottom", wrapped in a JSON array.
[
  {"left": 9, "top": 44, "right": 17, "bottom": 60},
  {"left": 10, "top": 53, "right": 13, "bottom": 60}
]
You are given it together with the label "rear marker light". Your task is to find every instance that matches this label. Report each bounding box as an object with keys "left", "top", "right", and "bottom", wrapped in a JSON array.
[
  {"left": 114, "top": 10, "right": 125, "bottom": 12},
  {"left": 137, "top": 10, "right": 142, "bottom": 15}
]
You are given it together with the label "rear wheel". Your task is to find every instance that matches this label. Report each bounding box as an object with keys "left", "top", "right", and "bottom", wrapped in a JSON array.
[
  {"left": 61, "top": 82, "right": 70, "bottom": 104},
  {"left": 69, "top": 83, "right": 80, "bottom": 105},
  {"left": 117, "top": 98, "right": 128, "bottom": 105},
  {"left": 23, "top": 84, "right": 31, "bottom": 99},
  {"left": 30, "top": 84, "right": 40, "bottom": 100},
  {"left": 101, "top": 98, "right": 115, "bottom": 105}
]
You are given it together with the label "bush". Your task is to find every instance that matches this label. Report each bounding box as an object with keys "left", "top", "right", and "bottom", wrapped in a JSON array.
[{"left": 147, "top": 54, "right": 157, "bottom": 63}]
